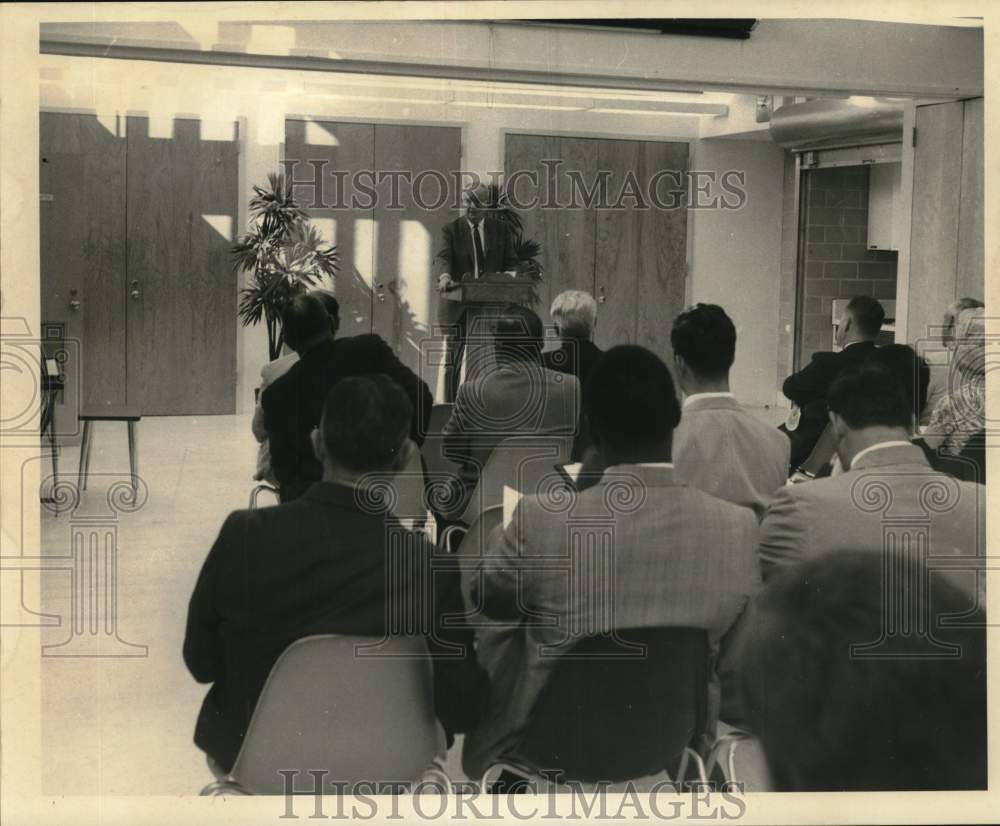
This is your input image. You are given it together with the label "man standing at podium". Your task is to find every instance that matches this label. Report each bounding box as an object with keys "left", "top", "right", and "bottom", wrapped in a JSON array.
[{"left": 436, "top": 183, "right": 520, "bottom": 401}]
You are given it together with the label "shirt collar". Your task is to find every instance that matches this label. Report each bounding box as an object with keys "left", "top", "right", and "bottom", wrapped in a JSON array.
[
  {"left": 849, "top": 440, "right": 914, "bottom": 468},
  {"left": 682, "top": 391, "right": 734, "bottom": 408}
]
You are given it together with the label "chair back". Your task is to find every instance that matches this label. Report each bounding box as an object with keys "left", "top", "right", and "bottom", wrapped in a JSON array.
[
  {"left": 461, "top": 434, "right": 574, "bottom": 525},
  {"left": 514, "top": 627, "right": 709, "bottom": 783},
  {"left": 421, "top": 404, "right": 462, "bottom": 508},
  {"left": 229, "top": 634, "right": 441, "bottom": 795}
]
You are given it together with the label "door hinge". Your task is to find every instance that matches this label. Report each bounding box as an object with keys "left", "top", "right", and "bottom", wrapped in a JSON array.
[{"left": 911, "top": 127, "right": 917, "bottom": 148}]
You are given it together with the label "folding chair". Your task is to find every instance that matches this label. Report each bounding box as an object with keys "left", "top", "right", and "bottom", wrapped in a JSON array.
[
  {"left": 704, "top": 726, "right": 772, "bottom": 792},
  {"left": 481, "top": 627, "right": 711, "bottom": 790},
  {"left": 201, "top": 634, "right": 447, "bottom": 795},
  {"left": 249, "top": 483, "right": 280, "bottom": 510}
]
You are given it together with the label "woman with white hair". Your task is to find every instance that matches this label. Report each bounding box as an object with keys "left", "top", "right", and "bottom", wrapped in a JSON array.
[
  {"left": 542, "top": 289, "right": 603, "bottom": 391},
  {"left": 923, "top": 305, "right": 986, "bottom": 456}
]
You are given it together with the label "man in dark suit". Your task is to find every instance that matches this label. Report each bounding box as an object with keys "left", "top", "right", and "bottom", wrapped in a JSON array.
[
  {"left": 781, "top": 294, "right": 884, "bottom": 471},
  {"left": 262, "top": 293, "right": 433, "bottom": 502},
  {"left": 440, "top": 304, "right": 579, "bottom": 519},
  {"left": 184, "top": 375, "right": 486, "bottom": 776},
  {"left": 435, "top": 183, "right": 520, "bottom": 401}
]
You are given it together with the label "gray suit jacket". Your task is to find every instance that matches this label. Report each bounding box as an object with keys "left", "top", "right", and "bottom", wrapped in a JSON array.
[
  {"left": 462, "top": 465, "right": 759, "bottom": 777},
  {"left": 758, "top": 443, "right": 985, "bottom": 595},
  {"left": 673, "top": 395, "right": 790, "bottom": 519},
  {"left": 442, "top": 362, "right": 580, "bottom": 497}
]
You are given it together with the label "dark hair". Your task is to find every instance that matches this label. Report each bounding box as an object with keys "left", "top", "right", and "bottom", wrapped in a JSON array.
[
  {"left": 866, "top": 344, "right": 930, "bottom": 422},
  {"left": 826, "top": 362, "right": 911, "bottom": 430},
  {"left": 584, "top": 345, "right": 681, "bottom": 452},
  {"left": 494, "top": 304, "right": 544, "bottom": 362},
  {"left": 320, "top": 374, "right": 412, "bottom": 472},
  {"left": 282, "top": 293, "right": 330, "bottom": 352},
  {"left": 670, "top": 303, "right": 736, "bottom": 377},
  {"left": 736, "top": 550, "right": 986, "bottom": 791},
  {"left": 313, "top": 289, "right": 340, "bottom": 321},
  {"left": 846, "top": 295, "right": 885, "bottom": 339}
]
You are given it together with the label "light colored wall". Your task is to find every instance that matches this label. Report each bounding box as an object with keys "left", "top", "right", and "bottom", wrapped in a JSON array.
[{"left": 688, "top": 138, "right": 786, "bottom": 408}]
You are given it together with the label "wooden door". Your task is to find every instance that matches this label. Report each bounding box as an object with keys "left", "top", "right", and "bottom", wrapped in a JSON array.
[
  {"left": 372, "top": 123, "right": 462, "bottom": 388},
  {"left": 284, "top": 119, "right": 376, "bottom": 339},
  {"left": 635, "top": 140, "right": 689, "bottom": 362},
  {"left": 504, "top": 133, "right": 689, "bottom": 362},
  {"left": 39, "top": 112, "right": 127, "bottom": 433},
  {"left": 124, "top": 117, "right": 238, "bottom": 414}
]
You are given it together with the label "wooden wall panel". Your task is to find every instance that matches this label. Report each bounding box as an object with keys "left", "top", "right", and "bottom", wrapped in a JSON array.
[
  {"left": 552, "top": 137, "right": 599, "bottom": 311},
  {"left": 284, "top": 119, "right": 375, "bottom": 339},
  {"left": 40, "top": 112, "right": 127, "bottom": 424},
  {"left": 637, "top": 141, "right": 689, "bottom": 362},
  {"left": 372, "top": 123, "right": 462, "bottom": 385},
  {"left": 956, "top": 97, "right": 984, "bottom": 302},
  {"left": 125, "top": 117, "right": 238, "bottom": 414},
  {"left": 593, "top": 139, "right": 640, "bottom": 349},
  {"left": 907, "top": 102, "right": 965, "bottom": 344}
]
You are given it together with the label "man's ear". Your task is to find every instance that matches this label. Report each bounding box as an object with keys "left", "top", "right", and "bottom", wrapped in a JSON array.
[
  {"left": 390, "top": 438, "right": 418, "bottom": 474},
  {"left": 310, "top": 427, "right": 325, "bottom": 464},
  {"left": 828, "top": 410, "right": 848, "bottom": 441}
]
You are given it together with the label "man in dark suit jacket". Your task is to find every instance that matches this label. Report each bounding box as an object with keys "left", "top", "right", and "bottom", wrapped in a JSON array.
[
  {"left": 262, "top": 293, "right": 433, "bottom": 502},
  {"left": 781, "top": 295, "right": 884, "bottom": 471},
  {"left": 435, "top": 183, "right": 520, "bottom": 401},
  {"left": 184, "top": 375, "right": 486, "bottom": 775}
]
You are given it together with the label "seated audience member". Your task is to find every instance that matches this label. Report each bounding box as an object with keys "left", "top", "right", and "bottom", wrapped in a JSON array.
[
  {"left": 184, "top": 375, "right": 485, "bottom": 777},
  {"left": 542, "top": 290, "right": 603, "bottom": 390},
  {"left": 542, "top": 289, "right": 603, "bottom": 461},
  {"left": 759, "top": 363, "right": 984, "bottom": 593},
  {"left": 781, "top": 295, "right": 884, "bottom": 471},
  {"left": 263, "top": 293, "right": 433, "bottom": 502},
  {"left": 736, "top": 550, "right": 986, "bottom": 791},
  {"left": 441, "top": 304, "right": 579, "bottom": 519},
  {"left": 922, "top": 297, "right": 984, "bottom": 425},
  {"left": 924, "top": 306, "right": 986, "bottom": 457},
  {"left": 252, "top": 289, "right": 339, "bottom": 484},
  {"left": 462, "top": 345, "right": 760, "bottom": 778},
  {"left": 670, "top": 304, "right": 789, "bottom": 517}
]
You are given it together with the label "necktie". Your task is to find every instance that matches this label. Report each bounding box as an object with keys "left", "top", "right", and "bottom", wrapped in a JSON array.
[{"left": 472, "top": 222, "right": 485, "bottom": 279}]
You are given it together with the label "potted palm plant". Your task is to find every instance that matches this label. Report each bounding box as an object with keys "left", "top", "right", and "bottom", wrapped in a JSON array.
[
  {"left": 485, "top": 182, "right": 544, "bottom": 294},
  {"left": 234, "top": 173, "right": 339, "bottom": 360}
]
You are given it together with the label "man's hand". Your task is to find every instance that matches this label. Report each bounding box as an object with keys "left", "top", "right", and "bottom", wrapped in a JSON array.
[{"left": 437, "top": 273, "right": 455, "bottom": 293}]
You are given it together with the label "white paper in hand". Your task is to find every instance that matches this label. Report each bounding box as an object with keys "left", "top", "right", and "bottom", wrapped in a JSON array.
[{"left": 503, "top": 485, "right": 522, "bottom": 530}]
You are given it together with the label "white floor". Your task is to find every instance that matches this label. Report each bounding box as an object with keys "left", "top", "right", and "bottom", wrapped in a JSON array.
[{"left": 36, "top": 411, "right": 775, "bottom": 795}]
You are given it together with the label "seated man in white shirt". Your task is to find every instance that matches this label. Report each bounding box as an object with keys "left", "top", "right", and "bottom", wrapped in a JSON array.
[
  {"left": 670, "top": 304, "right": 790, "bottom": 518},
  {"left": 758, "top": 362, "right": 984, "bottom": 601}
]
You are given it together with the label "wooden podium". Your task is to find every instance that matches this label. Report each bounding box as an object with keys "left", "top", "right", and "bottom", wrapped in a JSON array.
[{"left": 441, "top": 273, "right": 537, "bottom": 305}]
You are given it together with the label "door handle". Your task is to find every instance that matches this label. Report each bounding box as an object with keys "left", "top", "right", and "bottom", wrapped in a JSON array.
[
  {"left": 598, "top": 286, "right": 607, "bottom": 304},
  {"left": 69, "top": 288, "right": 81, "bottom": 312},
  {"left": 130, "top": 280, "right": 141, "bottom": 299},
  {"left": 376, "top": 282, "right": 386, "bottom": 303}
]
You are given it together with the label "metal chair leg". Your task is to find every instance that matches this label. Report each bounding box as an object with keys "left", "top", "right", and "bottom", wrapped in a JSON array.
[
  {"left": 127, "top": 420, "right": 138, "bottom": 492},
  {"left": 78, "top": 420, "right": 93, "bottom": 491}
]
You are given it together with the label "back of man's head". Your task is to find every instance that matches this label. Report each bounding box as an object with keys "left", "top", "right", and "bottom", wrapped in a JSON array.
[
  {"left": 320, "top": 374, "right": 412, "bottom": 473},
  {"left": 866, "top": 344, "right": 930, "bottom": 425},
  {"left": 827, "top": 362, "right": 911, "bottom": 431},
  {"left": 312, "top": 289, "right": 340, "bottom": 331},
  {"left": 585, "top": 345, "right": 681, "bottom": 457},
  {"left": 737, "top": 549, "right": 986, "bottom": 791},
  {"left": 282, "top": 293, "right": 331, "bottom": 353},
  {"left": 846, "top": 295, "right": 885, "bottom": 340},
  {"left": 494, "top": 304, "right": 544, "bottom": 362},
  {"left": 670, "top": 303, "right": 737, "bottom": 378},
  {"left": 550, "top": 290, "right": 598, "bottom": 340}
]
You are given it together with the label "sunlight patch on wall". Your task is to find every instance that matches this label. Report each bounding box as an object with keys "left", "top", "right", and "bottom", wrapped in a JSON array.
[
  {"left": 398, "top": 220, "right": 431, "bottom": 327},
  {"left": 201, "top": 214, "right": 234, "bottom": 241}
]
